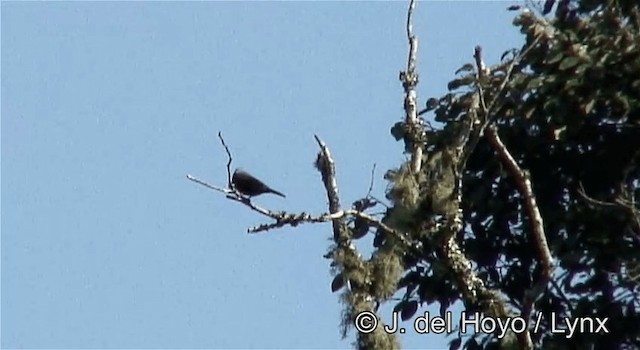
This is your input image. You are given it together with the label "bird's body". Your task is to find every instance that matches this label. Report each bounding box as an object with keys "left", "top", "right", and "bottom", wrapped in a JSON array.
[{"left": 232, "top": 169, "right": 286, "bottom": 198}]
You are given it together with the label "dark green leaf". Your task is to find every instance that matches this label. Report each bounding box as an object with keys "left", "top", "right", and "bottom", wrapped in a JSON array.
[
  {"left": 434, "top": 110, "right": 453, "bottom": 123},
  {"left": 330, "top": 273, "right": 345, "bottom": 293},
  {"left": 547, "top": 50, "right": 564, "bottom": 64},
  {"left": 501, "top": 49, "right": 517, "bottom": 61},
  {"left": 393, "top": 300, "right": 406, "bottom": 313},
  {"left": 390, "top": 122, "right": 405, "bottom": 141},
  {"left": 455, "top": 63, "right": 474, "bottom": 75},
  {"left": 559, "top": 56, "right": 580, "bottom": 70},
  {"left": 425, "top": 98, "right": 438, "bottom": 111},
  {"left": 543, "top": 0, "right": 555, "bottom": 15},
  {"left": 465, "top": 337, "right": 481, "bottom": 350},
  {"left": 401, "top": 300, "right": 418, "bottom": 321},
  {"left": 447, "top": 76, "right": 475, "bottom": 91},
  {"left": 526, "top": 76, "right": 544, "bottom": 90},
  {"left": 449, "top": 337, "right": 462, "bottom": 350},
  {"left": 439, "top": 300, "right": 449, "bottom": 318}
]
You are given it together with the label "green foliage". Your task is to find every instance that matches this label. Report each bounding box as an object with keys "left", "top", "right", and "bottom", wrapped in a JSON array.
[
  {"left": 370, "top": 250, "right": 403, "bottom": 300},
  {"left": 382, "top": 1, "right": 640, "bottom": 349},
  {"left": 385, "top": 164, "right": 422, "bottom": 210}
]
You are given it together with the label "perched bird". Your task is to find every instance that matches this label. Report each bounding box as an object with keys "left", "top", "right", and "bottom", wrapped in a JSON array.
[{"left": 232, "top": 169, "right": 286, "bottom": 198}]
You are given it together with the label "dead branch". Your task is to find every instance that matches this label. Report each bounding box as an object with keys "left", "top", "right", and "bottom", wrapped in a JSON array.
[
  {"left": 578, "top": 149, "right": 640, "bottom": 235},
  {"left": 314, "top": 134, "right": 347, "bottom": 243},
  {"left": 186, "top": 174, "right": 286, "bottom": 220},
  {"left": 218, "top": 131, "right": 233, "bottom": 188},
  {"left": 485, "top": 126, "right": 551, "bottom": 350},
  {"left": 187, "top": 132, "right": 292, "bottom": 223},
  {"left": 366, "top": 163, "right": 376, "bottom": 198},
  {"left": 186, "top": 174, "right": 231, "bottom": 195},
  {"left": 400, "top": 0, "right": 424, "bottom": 174},
  {"left": 474, "top": 44, "right": 552, "bottom": 350}
]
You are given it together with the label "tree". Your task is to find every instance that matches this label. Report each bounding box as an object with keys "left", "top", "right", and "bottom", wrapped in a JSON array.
[
  {"left": 189, "top": 0, "right": 640, "bottom": 349},
  {"left": 386, "top": 0, "right": 640, "bottom": 349}
]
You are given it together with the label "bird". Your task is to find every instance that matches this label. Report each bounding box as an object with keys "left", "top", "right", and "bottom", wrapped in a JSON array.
[{"left": 231, "top": 169, "right": 286, "bottom": 198}]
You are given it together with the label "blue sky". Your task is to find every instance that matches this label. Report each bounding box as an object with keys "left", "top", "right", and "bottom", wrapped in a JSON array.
[{"left": 2, "top": 2, "right": 523, "bottom": 349}]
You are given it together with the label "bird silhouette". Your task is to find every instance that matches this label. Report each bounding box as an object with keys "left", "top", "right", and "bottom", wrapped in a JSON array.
[{"left": 231, "top": 169, "right": 286, "bottom": 198}]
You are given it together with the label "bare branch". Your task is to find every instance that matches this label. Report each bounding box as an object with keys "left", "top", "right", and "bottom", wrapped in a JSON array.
[
  {"left": 484, "top": 34, "right": 543, "bottom": 119},
  {"left": 474, "top": 47, "right": 553, "bottom": 275},
  {"left": 405, "top": 0, "right": 417, "bottom": 74},
  {"left": 364, "top": 164, "right": 389, "bottom": 209},
  {"left": 577, "top": 148, "right": 640, "bottom": 235},
  {"left": 186, "top": 174, "right": 231, "bottom": 195},
  {"left": 366, "top": 163, "right": 376, "bottom": 198},
  {"left": 186, "top": 174, "right": 286, "bottom": 221},
  {"left": 473, "top": 46, "right": 488, "bottom": 114},
  {"left": 577, "top": 182, "right": 618, "bottom": 207},
  {"left": 485, "top": 126, "right": 550, "bottom": 350},
  {"left": 218, "top": 131, "right": 233, "bottom": 188},
  {"left": 187, "top": 133, "right": 294, "bottom": 229},
  {"left": 248, "top": 209, "right": 413, "bottom": 244},
  {"left": 312, "top": 135, "right": 399, "bottom": 348},
  {"left": 472, "top": 44, "right": 551, "bottom": 350},
  {"left": 400, "top": 0, "right": 423, "bottom": 174},
  {"left": 578, "top": 155, "right": 640, "bottom": 283},
  {"left": 314, "top": 135, "right": 346, "bottom": 242}
]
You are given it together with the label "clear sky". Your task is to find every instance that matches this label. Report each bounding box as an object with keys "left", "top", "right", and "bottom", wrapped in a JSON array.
[{"left": 2, "top": 1, "right": 523, "bottom": 349}]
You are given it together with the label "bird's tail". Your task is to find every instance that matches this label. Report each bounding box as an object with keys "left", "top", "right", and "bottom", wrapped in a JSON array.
[{"left": 268, "top": 188, "right": 286, "bottom": 198}]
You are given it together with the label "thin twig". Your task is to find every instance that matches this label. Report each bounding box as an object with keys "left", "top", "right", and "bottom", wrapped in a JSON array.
[
  {"left": 366, "top": 163, "right": 376, "bottom": 197},
  {"left": 186, "top": 174, "right": 231, "bottom": 194},
  {"left": 218, "top": 131, "right": 233, "bottom": 188},
  {"left": 578, "top": 178, "right": 640, "bottom": 246},
  {"left": 187, "top": 132, "right": 292, "bottom": 228},
  {"left": 365, "top": 163, "right": 389, "bottom": 209},
  {"left": 186, "top": 174, "right": 284, "bottom": 220},
  {"left": 577, "top": 182, "right": 617, "bottom": 207},
  {"left": 484, "top": 34, "right": 543, "bottom": 119},
  {"left": 461, "top": 35, "right": 543, "bottom": 171}
]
